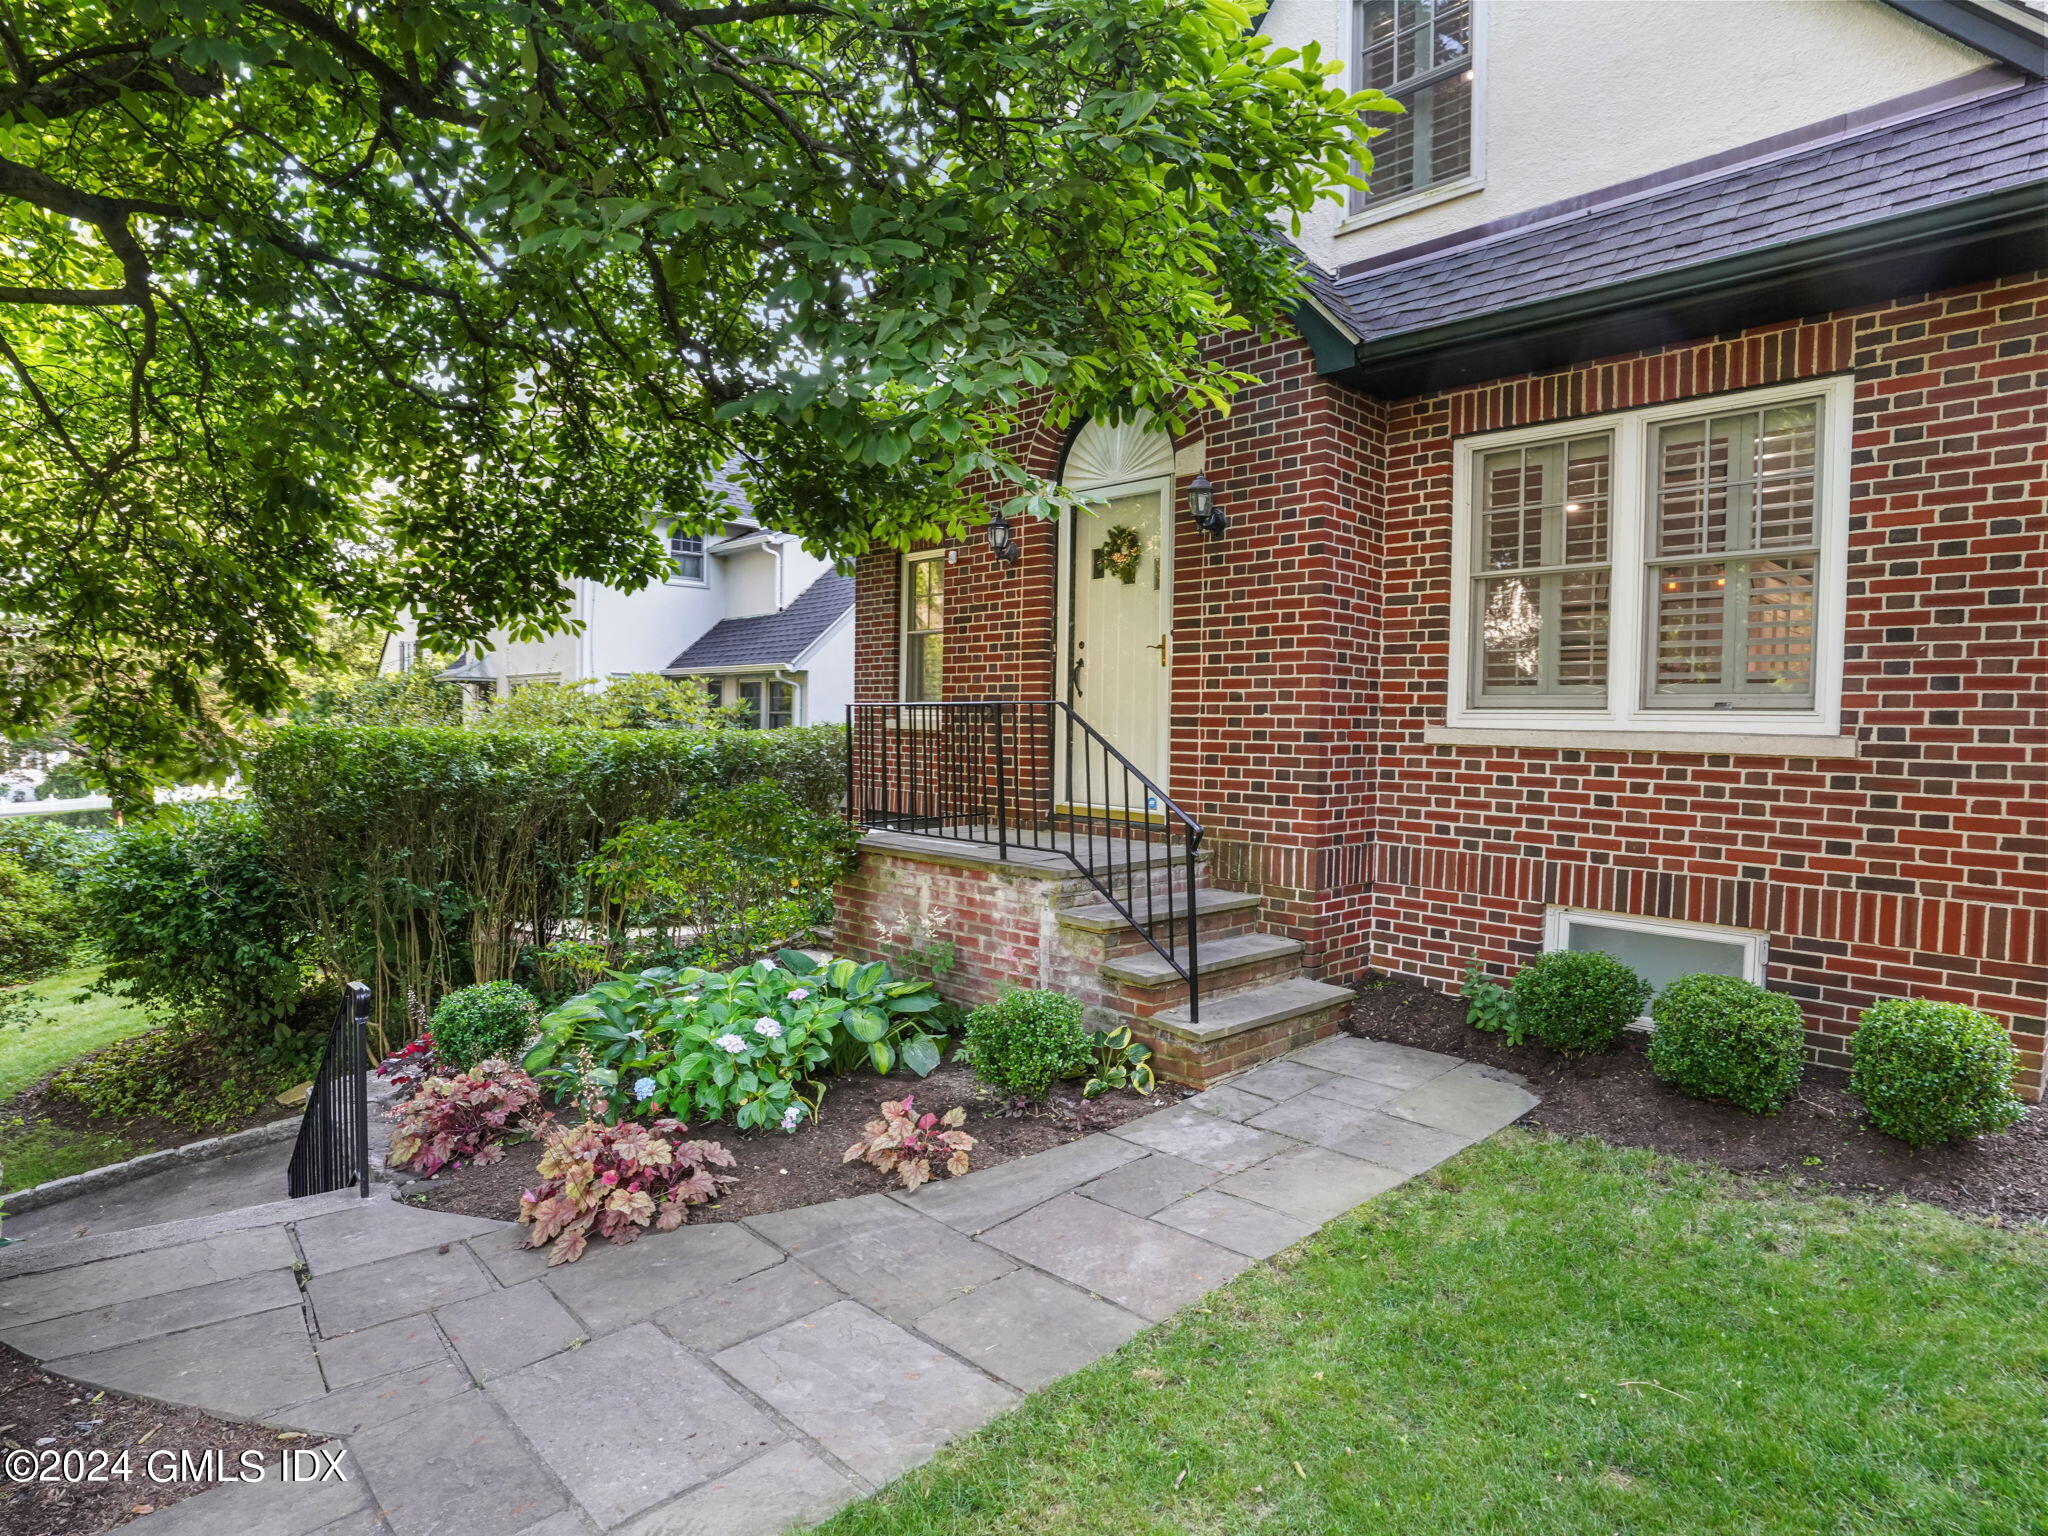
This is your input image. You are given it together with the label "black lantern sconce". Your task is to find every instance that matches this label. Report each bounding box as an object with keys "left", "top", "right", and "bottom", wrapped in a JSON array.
[
  {"left": 985, "top": 507, "right": 1021, "bottom": 566},
  {"left": 1188, "top": 473, "right": 1227, "bottom": 539}
]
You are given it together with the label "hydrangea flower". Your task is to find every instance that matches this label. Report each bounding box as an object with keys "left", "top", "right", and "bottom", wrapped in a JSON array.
[
  {"left": 633, "top": 1076, "right": 656, "bottom": 1101},
  {"left": 787, "top": 987, "right": 809, "bottom": 1002},
  {"left": 714, "top": 1033, "right": 748, "bottom": 1054},
  {"left": 755, "top": 1017, "right": 783, "bottom": 1039},
  {"left": 780, "top": 1104, "right": 806, "bottom": 1133}
]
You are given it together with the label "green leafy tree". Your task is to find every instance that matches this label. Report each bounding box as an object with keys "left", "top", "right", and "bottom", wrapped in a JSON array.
[{"left": 0, "top": 1, "right": 1381, "bottom": 793}]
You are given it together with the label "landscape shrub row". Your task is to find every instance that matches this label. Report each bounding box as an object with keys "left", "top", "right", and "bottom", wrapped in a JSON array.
[{"left": 1463, "top": 951, "right": 2025, "bottom": 1146}]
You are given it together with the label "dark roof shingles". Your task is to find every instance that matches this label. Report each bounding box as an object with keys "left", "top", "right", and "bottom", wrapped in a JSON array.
[
  {"left": 667, "top": 572, "right": 854, "bottom": 671},
  {"left": 1325, "top": 80, "right": 2048, "bottom": 342}
]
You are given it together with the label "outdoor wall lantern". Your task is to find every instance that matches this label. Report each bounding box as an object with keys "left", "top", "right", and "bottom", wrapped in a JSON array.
[
  {"left": 985, "top": 507, "right": 1021, "bottom": 565},
  {"left": 1188, "top": 473, "right": 1227, "bottom": 539}
]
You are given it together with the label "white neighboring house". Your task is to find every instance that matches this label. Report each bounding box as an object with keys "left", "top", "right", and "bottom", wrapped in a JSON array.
[{"left": 382, "top": 474, "right": 854, "bottom": 728}]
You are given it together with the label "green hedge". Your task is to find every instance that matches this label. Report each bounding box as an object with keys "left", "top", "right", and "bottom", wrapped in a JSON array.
[
  {"left": 74, "top": 802, "right": 309, "bottom": 1049},
  {"left": 248, "top": 723, "right": 847, "bottom": 1033}
]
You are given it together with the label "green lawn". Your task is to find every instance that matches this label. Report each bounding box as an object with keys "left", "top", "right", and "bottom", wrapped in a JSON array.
[
  {"left": 2, "top": 966, "right": 155, "bottom": 1191},
  {"left": 819, "top": 1133, "right": 2042, "bottom": 1536},
  {"left": 1, "top": 966, "right": 153, "bottom": 1102}
]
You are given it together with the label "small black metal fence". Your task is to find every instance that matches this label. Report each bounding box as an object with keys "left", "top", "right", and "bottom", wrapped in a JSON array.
[
  {"left": 288, "top": 981, "right": 373, "bottom": 1199},
  {"left": 847, "top": 700, "right": 1205, "bottom": 1022}
]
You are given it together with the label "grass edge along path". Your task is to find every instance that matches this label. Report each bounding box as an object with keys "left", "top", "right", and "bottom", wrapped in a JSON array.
[{"left": 816, "top": 1130, "right": 2042, "bottom": 1536}]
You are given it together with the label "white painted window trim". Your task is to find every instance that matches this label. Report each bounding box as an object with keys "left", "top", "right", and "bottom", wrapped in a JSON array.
[
  {"left": 1336, "top": 174, "right": 1484, "bottom": 235},
  {"left": 1344, "top": 0, "right": 1487, "bottom": 224},
  {"left": 900, "top": 548, "right": 947, "bottom": 702},
  {"left": 1447, "top": 375, "right": 1854, "bottom": 740},
  {"left": 665, "top": 525, "right": 708, "bottom": 587}
]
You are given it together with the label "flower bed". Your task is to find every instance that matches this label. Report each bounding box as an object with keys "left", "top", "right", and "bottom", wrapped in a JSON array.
[{"left": 409, "top": 1057, "right": 1182, "bottom": 1227}]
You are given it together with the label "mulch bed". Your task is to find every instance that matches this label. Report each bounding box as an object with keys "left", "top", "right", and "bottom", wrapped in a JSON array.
[
  {"left": 1347, "top": 973, "right": 2048, "bottom": 1224},
  {"left": 0, "top": 1342, "right": 326, "bottom": 1536},
  {"left": 414, "top": 1058, "right": 1188, "bottom": 1226}
]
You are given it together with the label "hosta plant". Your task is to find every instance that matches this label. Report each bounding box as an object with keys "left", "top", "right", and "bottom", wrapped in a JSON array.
[
  {"left": 524, "top": 950, "right": 947, "bottom": 1130},
  {"left": 388, "top": 1060, "right": 543, "bottom": 1177},
  {"left": 519, "top": 1118, "right": 736, "bottom": 1265},
  {"left": 1081, "top": 1027, "right": 1156, "bottom": 1099},
  {"left": 843, "top": 1096, "right": 975, "bottom": 1192}
]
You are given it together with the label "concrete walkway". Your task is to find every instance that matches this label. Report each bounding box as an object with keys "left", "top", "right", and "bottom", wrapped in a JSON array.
[{"left": 0, "top": 1039, "right": 1536, "bottom": 1536}]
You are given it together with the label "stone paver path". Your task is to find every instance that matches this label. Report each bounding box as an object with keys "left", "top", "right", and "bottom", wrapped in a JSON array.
[{"left": 0, "top": 1039, "right": 1536, "bottom": 1536}]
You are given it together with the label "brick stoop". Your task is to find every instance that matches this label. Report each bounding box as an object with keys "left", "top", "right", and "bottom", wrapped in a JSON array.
[{"left": 832, "top": 830, "right": 1355, "bottom": 1087}]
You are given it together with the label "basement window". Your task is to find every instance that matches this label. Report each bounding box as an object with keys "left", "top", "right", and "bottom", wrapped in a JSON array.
[{"left": 1542, "top": 909, "right": 1766, "bottom": 1019}]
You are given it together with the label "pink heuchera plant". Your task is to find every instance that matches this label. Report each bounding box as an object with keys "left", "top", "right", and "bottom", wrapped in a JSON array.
[
  {"left": 388, "top": 1058, "right": 541, "bottom": 1177},
  {"left": 519, "top": 1118, "right": 736, "bottom": 1265},
  {"left": 843, "top": 1095, "right": 975, "bottom": 1192}
]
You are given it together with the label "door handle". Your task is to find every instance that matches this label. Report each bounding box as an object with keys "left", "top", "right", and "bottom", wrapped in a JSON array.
[
  {"left": 1069, "top": 653, "right": 1085, "bottom": 696},
  {"left": 1146, "top": 634, "right": 1168, "bottom": 668}
]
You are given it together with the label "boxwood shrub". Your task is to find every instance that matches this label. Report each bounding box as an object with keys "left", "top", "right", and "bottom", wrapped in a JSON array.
[
  {"left": 962, "top": 989, "right": 1095, "bottom": 1099},
  {"left": 1510, "top": 950, "right": 1651, "bottom": 1057},
  {"left": 1645, "top": 973, "right": 1804, "bottom": 1114},
  {"left": 430, "top": 981, "right": 541, "bottom": 1072},
  {"left": 1848, "top": 999, "right": 2026, "bottom": 1147}
]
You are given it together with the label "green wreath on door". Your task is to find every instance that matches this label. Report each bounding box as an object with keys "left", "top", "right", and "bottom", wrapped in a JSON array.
[{"left": 1091, "top": 524, "right": 1143, "bottom": 585}]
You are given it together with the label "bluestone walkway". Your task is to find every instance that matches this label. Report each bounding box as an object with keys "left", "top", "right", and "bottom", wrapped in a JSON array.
[{"left": 0, "top": 1038, "right": 1536, "bottom": 1536}]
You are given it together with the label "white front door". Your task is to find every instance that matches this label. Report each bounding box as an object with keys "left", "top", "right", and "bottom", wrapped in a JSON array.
[{"left": 1067, "top": 483, "right": 1171, "bottom": 800}]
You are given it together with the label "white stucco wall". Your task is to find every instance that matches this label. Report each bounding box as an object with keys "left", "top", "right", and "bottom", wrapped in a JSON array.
[
  {"left": 1267, "top": 0, "right": 1993, "bottom": 272},
  {"left": 798, "top": 607, "right": 856, "bottom": 726}
]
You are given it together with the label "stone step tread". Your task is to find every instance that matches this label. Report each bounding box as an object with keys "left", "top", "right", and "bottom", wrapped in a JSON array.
[
  {"left": 1099, "top": 931, "right": 1304, "bottom": 988},
  {"left": 1056, "top": 887, "right": 1262, "bottom": 935},
  {"left": 862, "top": 828, "right": 1206, "bottom": 881},
  {"left": 1149, "top": 977, "right": 1357, "bottom": 1045}
]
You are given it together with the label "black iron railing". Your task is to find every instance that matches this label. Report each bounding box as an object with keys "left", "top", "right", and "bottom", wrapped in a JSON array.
[
  {"left": 847, "top": 701, "right": 1205, "bottom": 1022},
  {"left": 288, "top": 981, "right": 373, "bottom": 1199}
]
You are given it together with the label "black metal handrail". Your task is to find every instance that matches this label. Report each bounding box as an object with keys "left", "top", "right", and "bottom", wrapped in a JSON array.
[
  {"left": 847, "top": 701, "right": 1205, "bottom": 1023},
  {"left": 288, "top": 981, "right": 373, "bottom": 1199}
]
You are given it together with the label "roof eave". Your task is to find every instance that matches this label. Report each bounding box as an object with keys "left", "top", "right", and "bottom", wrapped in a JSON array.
[
  {"left": 1321, "top": 183, "right": 2047, "bottom": 398},
  {"left": 661, "top": 660, "right": 804, "bottom": 676},
  {"left": 1880, "top": 1, "right": 2047, "bottom": 76}
]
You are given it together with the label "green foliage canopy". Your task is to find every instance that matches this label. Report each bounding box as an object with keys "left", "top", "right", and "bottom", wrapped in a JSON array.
[{"left": 1, "top": 0, "right": 1381, "bottom": 787}]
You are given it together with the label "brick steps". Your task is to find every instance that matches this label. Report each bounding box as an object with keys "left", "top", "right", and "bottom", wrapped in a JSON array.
[
  {"left": 837, "top": 829, "right": 1356, "bottom": 1088},
  {"left": 1056, "top": 886, "right": 1262, "bottom": 935},
  {"left": 1144, "top": 978, "right": 1355, "bottom": 1086}
]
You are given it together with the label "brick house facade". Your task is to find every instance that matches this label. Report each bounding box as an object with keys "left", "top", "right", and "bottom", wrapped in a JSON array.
[{"left": 836, "top": 5, "right": 2047, "bottom": 1093}]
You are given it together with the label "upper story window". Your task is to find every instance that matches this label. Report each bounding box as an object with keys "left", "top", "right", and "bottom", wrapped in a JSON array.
[
  {"left": 668, "top": 528, "right": 707, "bottom": 584},
  {"left": 902, "top": 550, "right": 945, "bottom": 702},
  {"left": 1352, "top": 0, "right": 1477, "bottom": 213},
  {"left": 1448, "top": 378, "right": 1850, "bottom": 738}
]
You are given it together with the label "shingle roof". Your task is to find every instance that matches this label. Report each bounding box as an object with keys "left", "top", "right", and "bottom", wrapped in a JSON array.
[
  {"left": 666, "top": 572, "right": 854, "bottom": 671},
  {"left": 707, "top": 461, "right": 754, "bottom": 519},
  {"left": 1320, "top": 79, "right": 2048, "bottom": 346}
]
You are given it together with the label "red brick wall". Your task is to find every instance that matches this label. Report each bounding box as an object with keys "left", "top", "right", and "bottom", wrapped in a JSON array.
[
  {"left": 1375, "top": 275, "right": 2047, "bottom": 1090},
  {"left": 851, "top": 273, "right": 2048, "bottom": 1093}
]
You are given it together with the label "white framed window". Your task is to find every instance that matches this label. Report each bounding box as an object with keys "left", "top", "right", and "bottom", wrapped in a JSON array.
[
  {"left": 1544, "top": 908, "right": 1768, "bottom": 1022},
  {"left": 901, "top": 550, "right": 945, "bottom": 703},
  {"left": 667, "top": 527, "right": 707, "bottom": 585},
  {"left": 1350, "top": 0, "right": 1481, "bottom": 218},
  {"left": 734, "top": 677, "right": 796, "bottom": 729},
  {"left": 1447, "top": 377, "right": 1851, "bottom": 740}
]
